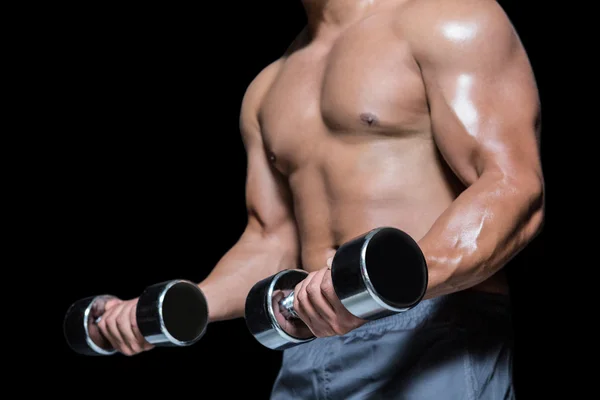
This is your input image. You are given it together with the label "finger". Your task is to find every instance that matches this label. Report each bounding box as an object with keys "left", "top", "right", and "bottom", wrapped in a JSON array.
[
  {"left": 92, "top": 297, "right": 121, "bottom": 323},
  {"left": 293, "top": 272, "right": 332, "bottom": 336},
  {"left": 293, "top": 271, "right": 316, "bottom": 321},
  {"left": 117, "top": 302, "right": 143, "bottom": 354},
  {"left": 295, "top": 272, "right": 315, "bottom": 298},
  {"left": 293, "top": 272, "right": 316, "bottom": 320},
  {"left": 96, "top": 304, "right": 120, "bottom": 351},
  {"left": 104, "top": 298, "right": 122, "bottom": 311},
  {"left": 105, "top": 303, "right": 131, "bottom": 355},
  {"left": 86, "top": 313, "right": 109, "bottom": 350},
  {"left": 91, "top": 299, "right": 104, "bottom": 319},
  {"left": 305, "top": 268, "right": 337, "bottom": 323},
  {"left": 129, "top": 302, "right": 153, "bottom": 351},
  {"left": 320, "top": 267, "right": 345, "bottom": 313},
  {"left": 320, "top": 268, "right": 361, "bottom": 321}
]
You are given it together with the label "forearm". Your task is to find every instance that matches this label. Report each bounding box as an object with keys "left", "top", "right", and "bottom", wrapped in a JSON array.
[
  {"left": 419, "top": 172, "right": 544, "bottom": 299},
  {"left": 198, "top": 230, "right": 298, "bottom": 322}
]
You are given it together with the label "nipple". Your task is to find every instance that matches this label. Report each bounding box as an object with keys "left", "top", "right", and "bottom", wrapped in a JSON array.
[{"left": 360, "top": 112, "right": 378, "bottom": 127}]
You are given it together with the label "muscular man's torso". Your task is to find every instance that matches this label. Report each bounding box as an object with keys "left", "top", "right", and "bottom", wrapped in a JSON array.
[{"left": 253, "top": 2, "right": 507, "bottom": 294}]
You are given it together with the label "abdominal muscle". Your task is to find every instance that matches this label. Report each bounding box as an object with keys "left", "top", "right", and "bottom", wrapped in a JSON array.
[{"left": 286, "top": 136, "right": 508, "bottom": 295}]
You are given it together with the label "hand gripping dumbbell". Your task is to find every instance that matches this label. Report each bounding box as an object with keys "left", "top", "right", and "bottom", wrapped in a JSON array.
[
  {"left": 245, "top": 227, "right": 428, "bottom": 350},
  {"left": 63, "top": 280, "right": 209, "bottom": 355}
]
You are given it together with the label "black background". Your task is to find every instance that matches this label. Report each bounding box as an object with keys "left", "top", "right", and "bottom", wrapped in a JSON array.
[{"left": 36, "top": 1, "right": 558, "bottom": 398}]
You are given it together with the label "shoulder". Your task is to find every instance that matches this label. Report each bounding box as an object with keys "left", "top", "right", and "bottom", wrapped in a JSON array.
[
  {"left": 394, "top": 0, "right": 519, "bottom": 64},
  {"left": 238, "top": 58, "right": 283, "bottom": 139},
  {"left": 239, "top": 27, "right": 307, "bottom": 136},
  {"left": 241, "top": 60, "right": 283, "bottom": 118}
]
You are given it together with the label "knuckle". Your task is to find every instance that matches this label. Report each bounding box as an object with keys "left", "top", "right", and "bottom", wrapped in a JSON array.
[
  {"left": 305, "top": 283, "right": 318, "bottom": 296},
  {"left": 100, "top": 320, "right": 112, "bottom": 334},
  {"left": 107, "top": 320, "right": 120, "bottom": 335},
  {"left": 106, "top": 321, "right": 117, "bottom": 334},
  {"left": 313, "top": 329, "right": 327, "bottom": 338},
  {"left": 129, "top": 334, "right": 142, "bottom": 346},
  {"left": 97, "top": 326, "right": 108, "bottom": 337},
  {"left": 107, "top": 299, "right": 121, "bottom": 310},
  {"left": 116, "top": 313, "right": 128, "bottom": 326},
  {"left": 105, "top": 313, "right": 116, "bottom": 325},
  {"left": 296, "top": 289, "right": 307, "bottom": 302},
  {"left": 331, "top": 324, "right": 346, "bottom": 336},
  {"left": 130, "top": 345, "right": 142, "bottom": 354},
  {"left": 294, "top": 287, "right": 304, "bottom": 299}
]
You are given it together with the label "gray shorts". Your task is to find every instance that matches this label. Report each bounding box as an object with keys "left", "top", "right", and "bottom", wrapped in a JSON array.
[{"left": 270, "top": 290, "right": 515, "bottom": 400}]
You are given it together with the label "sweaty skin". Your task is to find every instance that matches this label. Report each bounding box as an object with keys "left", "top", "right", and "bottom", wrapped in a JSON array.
[
  {"left": 199, "top": 0, "right": 544, "bottom": 338},
  {"left": 97, "top": 0, "right": 544, "bottom": 353}
]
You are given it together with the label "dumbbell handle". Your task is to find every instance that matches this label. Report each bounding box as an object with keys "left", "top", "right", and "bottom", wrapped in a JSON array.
[{"left": 278, "top": 292, "right": 298, "bottom": 319}]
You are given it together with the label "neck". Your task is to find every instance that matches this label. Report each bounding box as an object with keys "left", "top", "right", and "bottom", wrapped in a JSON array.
[{"left": 301, "top": 0, "right": 378, "bottom": 36}]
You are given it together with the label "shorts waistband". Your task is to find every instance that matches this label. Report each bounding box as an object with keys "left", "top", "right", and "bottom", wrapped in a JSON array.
[{"left": 347, "top": 289, "right": 511, "bottom": 334}]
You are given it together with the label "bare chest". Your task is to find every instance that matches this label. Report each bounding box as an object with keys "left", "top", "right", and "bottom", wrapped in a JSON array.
[{"left": 258, "top": 24, "right": 430, "bottom": 173}]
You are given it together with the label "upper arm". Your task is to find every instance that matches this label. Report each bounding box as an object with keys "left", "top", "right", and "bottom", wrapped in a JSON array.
[
  {"left": 239, "top": 62, "right": 298, "bottom": 240},
  {"left": 405, "top": 0, "right": 543, "bottom": 188}
]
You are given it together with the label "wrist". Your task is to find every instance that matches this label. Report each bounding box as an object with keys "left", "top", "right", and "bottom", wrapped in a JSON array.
[{"left": 197, "top": 281, "right": 237, "bottom": 323}]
